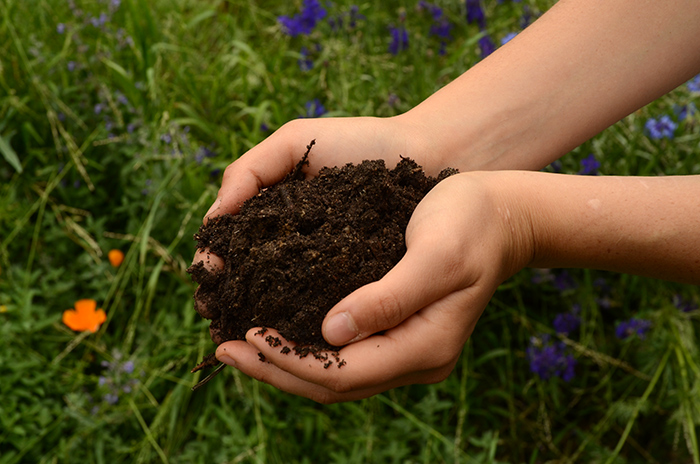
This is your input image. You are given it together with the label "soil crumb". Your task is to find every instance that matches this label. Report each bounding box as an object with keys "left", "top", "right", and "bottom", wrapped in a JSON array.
[{"left": 188, "top": 142, "right": 457, "bottom": 371}]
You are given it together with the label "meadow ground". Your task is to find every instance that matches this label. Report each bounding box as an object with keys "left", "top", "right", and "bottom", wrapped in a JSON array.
[{"left": 1, "top": 1, "right": 699, "bottom": 463}]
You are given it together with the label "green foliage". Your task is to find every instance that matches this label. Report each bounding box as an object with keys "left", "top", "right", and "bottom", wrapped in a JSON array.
[{"left": 1, "top": 0, "right": 699, "bottom": 462}]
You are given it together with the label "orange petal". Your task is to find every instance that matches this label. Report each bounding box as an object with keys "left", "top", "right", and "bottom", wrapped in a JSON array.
[
  {"left": 108, "top": 249, "right": 124, "bottom": 267},
  {"left": 88, "top": 309, "right": 107, "bottom": 333},
  {"left": 75, "top": 299, "right": 97, "bottom": 315},
  {"left": 63, "top": 299, "right": 106, "bottom": 332},
  {"left": 62, "top": 309, "right": 83, "bottom": 331}
]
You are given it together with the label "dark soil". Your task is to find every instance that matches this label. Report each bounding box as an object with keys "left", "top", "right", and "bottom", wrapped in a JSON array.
[{"left": 188, "top": 141, "right": 457, "bottom": 372}]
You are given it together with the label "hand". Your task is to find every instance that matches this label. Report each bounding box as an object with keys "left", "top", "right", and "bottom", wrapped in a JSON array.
[
  {"left": 214, "top": 172, "right": 534, "bottom": 403},
  {"left": 193, "top": 115, "right": 447, "bottom": 318},
  {"left": 201, "top": 115, "right": 442, "bottom": 221}
]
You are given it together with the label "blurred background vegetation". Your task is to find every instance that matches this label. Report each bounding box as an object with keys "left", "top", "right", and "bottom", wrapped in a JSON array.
[{"left": 1, "top": 0, "right": 699, "bottom": 462}]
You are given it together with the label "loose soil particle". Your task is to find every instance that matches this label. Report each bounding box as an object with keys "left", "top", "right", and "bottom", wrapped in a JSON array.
[{"left": 188, "top": 141, "right": 457, "bottom": 372}]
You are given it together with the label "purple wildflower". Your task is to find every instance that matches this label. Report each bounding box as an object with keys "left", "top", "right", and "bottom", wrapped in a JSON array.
[
  {"left": 675, "top": 103, "right": 697, "bottom": 121},
  {"left": 520, "top": 5, "right": 532, "bottom": 28},
  {"left": 387, "top": 93, "right": 400, "bottom": 108},
  {"left": 67, "top": 61, "right": 77, "bottom": 72},
  {"left": 302, "top": 98, "right": 326, "bottom": 118},
  {"left": 688, "top": 74, "right": 700, "bottom": 93},
  {"left": 103, "top": 393, "right": 119, "bottom": 405},
  {"left": 673, "top": 294, "right": 697, "bottom": 313},
  {"left": 553, "top": 270, "right": 578, "bottom": 292},
  {"left": 593, "top": 277, "right": 614, "bottom": 309},
  {"left": 479, "top": 34, "right": 495, "bottom": 59},
  {"left": 57, "top": 23, "right": 66, "bottom": 34},
  {"left": 278, "top": 0, "right": 327, "bottom": 37},
  {"left": 645, "top": 115, "right": 677, "bottom": 140},
  {"left": 465, "top": 0, "right": 486, "bottom": 29},
  {"left": 141, "top": 179, "right": 152, "bottom": 196},
  {"left": 298, "top": 46, "right": 313, "bottom": 71},
  {"left": 388, "top": 25, "right": 409, "bottom": 55},
  {"left": 348, "top": 5, "right": 364, "bottom": 28},
  {"left": 418, "top": 1, "right": 443, "bottom": 20},
  {"left": 527, "top": 335, "right": 576, "bottom": 381},
  {"left": 615, "top": 318, "right": 652, "bottom": 340},
  {"left": 195, "top": 146, "right": 217, "bottom": 164},
  {"left": 122, "top": 360, "right": 135, "bottom": 374},
  {"left": 430, "top": 19, "right": 453, "bottom": 55},
  {"left": 548, "top": 160, "right": 562, "bottom": 173},
  {"left": 578, "top": 153, "right": 600, "bottom": 175},
  {"left": 501, "top": 32, "right": 518, "bottom": 45},
  {"left": 553, "top": 305, "right": 581, "bottom": 335}
]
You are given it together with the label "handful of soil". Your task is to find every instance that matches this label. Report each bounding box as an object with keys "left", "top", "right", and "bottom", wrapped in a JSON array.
[{"left": 188, "top": 141, "right": 457, "bottom": 371}]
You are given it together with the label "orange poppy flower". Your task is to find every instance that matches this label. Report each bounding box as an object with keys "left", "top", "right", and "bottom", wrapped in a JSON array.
[
  {"left": 108, "top": 249, "right": 124, "bottom": 267},
  {"left": 62, "top": 299, "right": 106, "bottom": 333}
]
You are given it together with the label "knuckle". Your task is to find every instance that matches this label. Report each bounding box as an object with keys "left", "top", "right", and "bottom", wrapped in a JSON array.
[
  {"left": 313, "top": 392, "right": 342, "bottom": 405},
  {"left": 322, "top": 375, "right": 354, "bottom": 395},
  {"left": 422, "top": 368, "right": 452, "bottom": 385},
  {"left": 369, "top": 287, "right": 404, "bottom": 331}
]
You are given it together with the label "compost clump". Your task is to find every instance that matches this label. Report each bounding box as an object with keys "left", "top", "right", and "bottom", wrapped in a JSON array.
[{"left": 188, "top": 141, "right": 458, "bottom": 372}]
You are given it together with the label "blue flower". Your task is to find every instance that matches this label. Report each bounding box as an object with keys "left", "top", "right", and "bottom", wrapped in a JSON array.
[
  {"left": 388, "top": 25, "right": 409, "bottom": 55},
  {"left": 302, "top": 98, "right": 327, "bottom": 118},
  {"left": 578, "top": 153, "right": 600, "bottom": 175},
  {"left": 673, "top": 294, "right": 697, "bottom": 313},
  {"left": 644, "top": 115, "right": 677, "bottom": 140},
  {"left": 479, "top": 34, "right": 495, "bottom": 58},
  {"left": 418, "top": 1, "right": 443, "bottom": 20},
  {"left": 122, "top": 360, "right": 134, "bottom": 374},
  {"left": 553, "top": 305, "right": 581, "bottom": 335},
  {"left": 688, "top": 74, "right": 700, "bottom": 93},
  {"left": 674, "top": 103, "right": 697, "bottom": 121},
  {"left": 57, "top": 23, "right": 66, "bottom": 34},
  {"left": 195, "top": 146, "right": 217, "bottom": 164},
  {"left": 615, "top": 318, "right": 652, "bottom": 340},
  {"left": 501, "top": 32, "right": 518, "bottom": 45},
  {"left": 465, "top": 0, "right": 486, "bottom": 29},
  {"left": 430, "top": 19, "right": 453, "bottom": 55},
  {"left": 298, "top": 46, "right": 313, "bottom": 71},
  {"left": 553, "top": 270, "right": 577, "bottom": 292},
  {"left": 520, "top": 5, "right": 532, "bottom": 28},
  {"left": 278, "top": 0, "right": 327, "bottom": 37},
  {"left": 527, "top": 335, "right": 576, "bottom": 381}
]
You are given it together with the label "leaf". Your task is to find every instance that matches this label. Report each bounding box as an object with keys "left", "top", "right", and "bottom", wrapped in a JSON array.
[{"left": 0, "top": 131, "right": 22, "bottom": 173}]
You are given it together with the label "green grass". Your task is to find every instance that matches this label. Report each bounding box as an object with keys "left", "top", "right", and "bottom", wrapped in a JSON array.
[{"left": 1, "top": 0, "right": 699, "bottom": 462}]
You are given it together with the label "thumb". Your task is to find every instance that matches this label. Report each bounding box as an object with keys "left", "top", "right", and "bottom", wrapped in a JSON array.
[{"left": 322, "top": 238, "right": 467, "bottom": 346}]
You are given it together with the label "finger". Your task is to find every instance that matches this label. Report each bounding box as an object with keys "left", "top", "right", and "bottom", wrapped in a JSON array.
[
  {"left": 322, "top": 229, "right": 470, "bottom": 346},
  {"left": 204, "top": 116, "right": 400, "bottom": 221},
  {"left": 205, "top": 121, "right": 322, "bottom": 221},
  {"left": 215, "top": 339, "right": 393, "bottom": 403},
  {"left": 249, "top": 291, "right": 474, "bottom": 395}
]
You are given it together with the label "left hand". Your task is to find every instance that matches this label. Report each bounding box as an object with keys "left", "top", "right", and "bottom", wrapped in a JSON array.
[{"left": 215, "top": 172, "right": 534, "bottom": 403}]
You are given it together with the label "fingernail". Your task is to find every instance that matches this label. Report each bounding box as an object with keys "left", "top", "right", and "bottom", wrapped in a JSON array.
[
  {"left": 217, "top": 354, "right": 236, "bottom": 368},
  {"left": 204, "top": 198, "right": 222, "bottom": 220},
  {"left": 324, "top": 312, "right": 359, "bottom": 346}
]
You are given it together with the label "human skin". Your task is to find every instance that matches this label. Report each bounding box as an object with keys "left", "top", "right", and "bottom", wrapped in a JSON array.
[
  {"left": 214, "top": 172, "right": 700, "bottom": 403},
  {"left": 195, "top": 0, "right": 700, "bottom": 402}
]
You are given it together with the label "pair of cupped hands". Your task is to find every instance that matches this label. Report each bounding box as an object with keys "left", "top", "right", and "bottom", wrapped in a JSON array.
[{"left": 193, "top": 116, "right": 536, "bottom": 403}]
